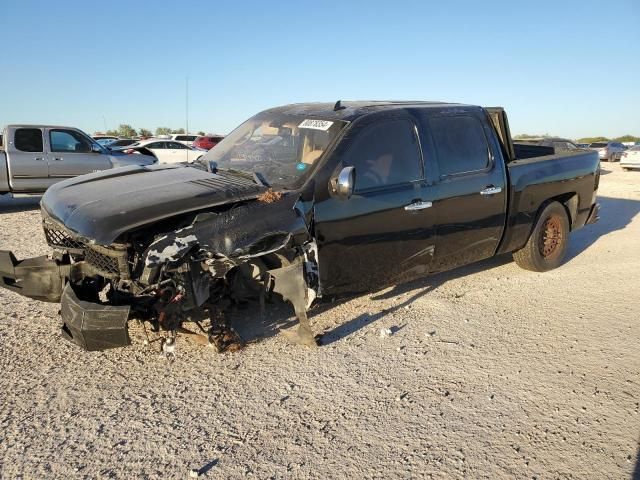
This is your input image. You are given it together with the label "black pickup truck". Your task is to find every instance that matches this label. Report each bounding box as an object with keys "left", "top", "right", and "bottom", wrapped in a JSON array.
[{"left": 0, "top": 101, "right": 600, "bottom": 352}]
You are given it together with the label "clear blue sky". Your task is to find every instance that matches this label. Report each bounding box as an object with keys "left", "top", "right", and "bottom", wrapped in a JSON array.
[{"left": 1, "top": 0, "right": 638, "bottom": 139}]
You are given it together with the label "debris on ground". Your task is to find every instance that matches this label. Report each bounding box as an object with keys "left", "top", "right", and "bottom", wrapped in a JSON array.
[{"left": 379, "top": 328, "right": 393, "bottom": 338}]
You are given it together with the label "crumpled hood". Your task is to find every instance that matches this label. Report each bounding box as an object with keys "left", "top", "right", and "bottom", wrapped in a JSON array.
[{"left": 41, "top": 164, "right": 266, "bottom": 245}]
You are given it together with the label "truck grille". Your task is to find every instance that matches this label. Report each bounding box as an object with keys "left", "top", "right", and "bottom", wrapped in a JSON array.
[
  {"left": 44, "top": 227, "right": 84, "bottom": 250},
  {"left": 85, "top": 247, "right": 122, "bottom": 277},
  {"left": 43, "top": 224, "right": 130, "bottom": 279}
]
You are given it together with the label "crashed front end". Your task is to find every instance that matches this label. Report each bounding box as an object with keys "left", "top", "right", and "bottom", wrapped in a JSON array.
[{"left": 0, "top": 195, "right": 319, "bottom": 352}]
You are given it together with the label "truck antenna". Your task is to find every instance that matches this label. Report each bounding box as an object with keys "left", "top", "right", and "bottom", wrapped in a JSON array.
[{"left": 333, "top": 100, "right": 346, "bottom": 111}]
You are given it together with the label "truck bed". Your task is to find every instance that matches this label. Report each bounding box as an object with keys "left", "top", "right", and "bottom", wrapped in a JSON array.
[
  {"left": 513, "top": 142, "right": 555, "bottom": 159},
  {"left": 499, "top": 149, "right": 600, "bottom": 255}
]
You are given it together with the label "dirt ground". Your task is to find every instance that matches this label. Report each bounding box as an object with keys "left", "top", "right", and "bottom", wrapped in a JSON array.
[{"left": 0, "top": 164, "right": 638, "bottom": 479}]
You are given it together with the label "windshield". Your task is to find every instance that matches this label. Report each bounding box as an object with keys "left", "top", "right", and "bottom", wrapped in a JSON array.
[
  {"left": 589, "top": 142, "right": 608, "bottom": 148},
  {"left": 199, "top": 112, "right": 348, "bottom": 189}
]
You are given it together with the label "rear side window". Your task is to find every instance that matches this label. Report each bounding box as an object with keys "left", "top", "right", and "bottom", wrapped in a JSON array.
[
  {"left": 429, "top": 115, "right": 489, "bottom": 176},
  {"left": 175, "top": 135, "right": 196, "bottom": 141},
  {"left": 345, "top": 118, "right": 422, "bottom": 191},
  {"left": 15, "top": 128, "right": 44, "bottom": 152}
]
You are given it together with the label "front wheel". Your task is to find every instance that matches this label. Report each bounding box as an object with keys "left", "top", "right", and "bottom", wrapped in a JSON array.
[{"left": 513, "top": 201, "right": 570, "bottom": 272}]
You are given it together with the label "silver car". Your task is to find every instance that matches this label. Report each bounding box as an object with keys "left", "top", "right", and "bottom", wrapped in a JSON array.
[{"left": 589, "top": 141, "right": 626, "bottom": 162}]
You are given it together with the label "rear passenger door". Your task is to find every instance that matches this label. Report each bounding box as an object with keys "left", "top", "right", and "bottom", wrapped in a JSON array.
[
  {"left": 47, "top": 129, "right": 110, "bottom": 178},
  {"left": 6, "top": 127, "right": 53, "bottom": 192},
  {"left": 166, "top": 141, "right": 192, "bottom": 163},
  {"left": 314, "top": 115, "right": 438, "bottom": 295},
  {"left": 421, "top": 111, "right": 507, "bottom": 272},
  {"left": 145, "top": 142, "right": 171, "bottom": 163}
]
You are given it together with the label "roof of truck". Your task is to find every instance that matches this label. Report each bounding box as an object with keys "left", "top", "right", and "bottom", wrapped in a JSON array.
[
  {"left": 5, "top": 124, "right": 84, "bottom": 130},
  {"left": 262, "top": 101, "right": 476, "bottom": 122}
]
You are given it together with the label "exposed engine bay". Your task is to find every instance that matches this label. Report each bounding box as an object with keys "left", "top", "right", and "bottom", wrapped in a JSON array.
[{"left": 1, "top": 189, "right": 320, "bottom": 354}]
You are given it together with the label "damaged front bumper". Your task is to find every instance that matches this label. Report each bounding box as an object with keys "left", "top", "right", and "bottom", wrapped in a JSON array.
[
  {"left": 1, "top": 250, "right": 132, "bottom": 351},
  {"left": 0, "top": 250, "right": 67, "bottom": 302},
  {"left": 60, "top": 283, "right": 131, "bottom": 351}
]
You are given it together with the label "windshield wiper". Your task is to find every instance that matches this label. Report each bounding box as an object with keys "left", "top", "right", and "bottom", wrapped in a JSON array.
[{"left": 252, "top": 172, "right": 270, "bottom": 188}]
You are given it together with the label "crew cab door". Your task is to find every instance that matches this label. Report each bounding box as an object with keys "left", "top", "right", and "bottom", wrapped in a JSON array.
[
  {"left": 420, "top": 110, "right": 507, "bottom": 272},
  {"left": 47, "top": 128, "right": 110, "bottom": 178},
  {"left": 5, "top": 127, "right": 54, "bottom": 192},
  {"left": 314, "top": 115, "right": 438, "bottom": 295}
]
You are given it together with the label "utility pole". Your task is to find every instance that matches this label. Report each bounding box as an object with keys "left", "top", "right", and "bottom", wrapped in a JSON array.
[{"left": 186, "top": 76, "right": 189, "bottom": 134}]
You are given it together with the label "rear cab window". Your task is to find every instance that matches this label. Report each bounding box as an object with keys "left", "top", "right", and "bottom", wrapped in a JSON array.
[
  {"left": 428, "top": 115, "right": 490, "bottom": 177},
  {"left": 345, "top": 118, "right": 423, "bottom": 192},
  {"left": 15, "top": 128, "right": 44, "bottom": 152}
]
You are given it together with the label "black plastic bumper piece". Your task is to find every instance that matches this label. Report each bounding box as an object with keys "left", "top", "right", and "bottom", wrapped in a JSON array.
[
  {"left": 585, "top": 203, "right": 600, "bottom": 225},
  {"left": 60, "top": 284, "right": 131, "bottom": 351},
  {"left": 0, "top": 250, "right": 66, "bottom": 302}
]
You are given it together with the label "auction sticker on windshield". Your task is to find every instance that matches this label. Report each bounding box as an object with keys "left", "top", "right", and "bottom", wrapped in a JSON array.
[{"left": 298, "top": 119, "right": 334, "bottom": 131}]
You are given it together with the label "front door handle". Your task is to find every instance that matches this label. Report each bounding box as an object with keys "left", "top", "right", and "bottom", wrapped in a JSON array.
[
  {"left": 53, "top": 157, "right": 63, "bottom": 161},
  {"left": 35, "top": 157, "right": 44, "bottom": 161},
  {"left": 480, "top": 186, "right": 502, "bottom": 196},
  {"left": 404, "top": 200, "right": 433, "bottom": 211}
]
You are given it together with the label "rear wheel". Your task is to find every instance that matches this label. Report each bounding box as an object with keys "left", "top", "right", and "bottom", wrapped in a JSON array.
[{"left": 513, "top": 201, "right": 570, "bottom": 272}]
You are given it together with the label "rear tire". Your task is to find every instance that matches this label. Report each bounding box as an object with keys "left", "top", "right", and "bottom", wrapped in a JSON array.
[{"left": 513, "top": 201, "right": 570, "bottom": 272}]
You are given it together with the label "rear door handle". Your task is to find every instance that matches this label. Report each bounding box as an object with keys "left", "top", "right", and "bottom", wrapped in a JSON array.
[
  {"left": 480, "top": 186, "right": 502, "bottom": 195},
  {"left": 53, "top": 157, "right": 63, "bottom": 161},
  {"left": 35, "top": 157, "right": 44, "bottom": 161},
  {"left": 404, "top": 201, "right": 433, "bottom": 211}
]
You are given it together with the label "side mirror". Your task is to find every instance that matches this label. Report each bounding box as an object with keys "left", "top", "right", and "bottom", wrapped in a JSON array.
[
  {"left": 91, "top": 144, "right": 102, "bottom": 153},
  {"left": 329, "top": 166, "right": 355, "bottom": 200}
]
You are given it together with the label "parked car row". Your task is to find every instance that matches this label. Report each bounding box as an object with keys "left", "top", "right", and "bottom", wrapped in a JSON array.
[
  {"left": 93, "top": 133, "right": 225, "bottom": 150},
  {"left": 116, "top": 139, "right": 205, "bottom": 164},
  {"left": 588, "top": 141, "right": 626, "bottom": 162}
]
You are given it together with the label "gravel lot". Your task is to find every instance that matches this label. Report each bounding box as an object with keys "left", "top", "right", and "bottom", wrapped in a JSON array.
[{"left": 1, "top": 164, "right": 639, "bottom": 479}]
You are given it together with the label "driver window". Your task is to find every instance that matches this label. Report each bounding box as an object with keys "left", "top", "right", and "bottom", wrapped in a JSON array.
[
  {"left": 168, "top": 141, "right": 187, "bottom": 149},
  {"left": 345, "top": 118, "right": 422, "bottom": 191},
  {"left": 50, "top": 129, "right": 92, "bottom": 153}
]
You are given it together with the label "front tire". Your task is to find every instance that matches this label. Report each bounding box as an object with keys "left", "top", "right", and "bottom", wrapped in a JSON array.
[{"left": 513, "top": 201, "right": 570, "bottom": 272}]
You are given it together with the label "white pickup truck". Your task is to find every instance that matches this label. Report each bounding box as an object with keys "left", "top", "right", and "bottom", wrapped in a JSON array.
[{"left": 0, "top": 125, "right": 156, "bottom": 195}]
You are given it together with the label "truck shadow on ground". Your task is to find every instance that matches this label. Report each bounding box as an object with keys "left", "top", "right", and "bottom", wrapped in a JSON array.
[
  {"left": 566, "top": 195, "right": 640, "bottom": 262},
  {"left": 0, "top": 195, "right": 41, "bottom": 213},
  {"left": 234, "top": 195, "right": 639, "bottom": 346}
]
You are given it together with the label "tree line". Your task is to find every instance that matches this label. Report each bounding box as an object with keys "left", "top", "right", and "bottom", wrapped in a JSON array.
[
  {"left": 514, "top": 133, "right": 640, "bottom": 144},
  {"left": 101, "top": 124, "right": 206, "bottom": 138}
]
